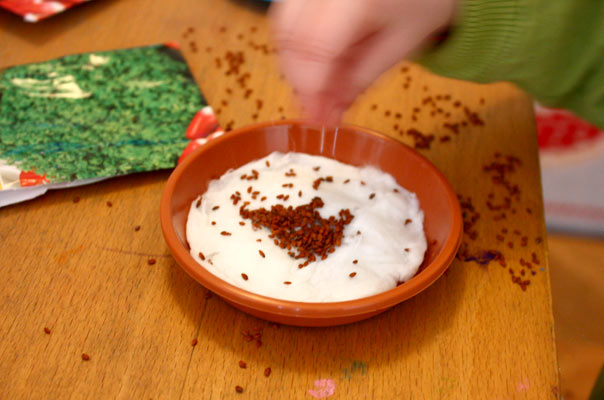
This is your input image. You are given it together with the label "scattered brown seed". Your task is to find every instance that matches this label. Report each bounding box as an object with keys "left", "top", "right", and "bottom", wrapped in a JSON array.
[
  {"left": 106, "top": 201, "right": 113, "bottom": 207},
  {"left": 134, "top": 225, "right": 141, "bottom": 232},
  {"left": 264, "top": 367, "right": 271, "bottom": 377},
  {"left": 73, "top": 196, "right": 80, "bottom": 203},
  {"left": 259, "top": 250, "right": 265, "bottom": 258},
  {"left": 349, "top": 272, "right": 357, "bottom": 278},
  {"left": 404, "top": 219, "right": 412, "bottom": 225},
  {"left": 241, "top": 273, "right": 248, "bottom": 280},
  {"left": 191, "top": 338, "right": 198, "bottom": 346},
  {"left": 148, "top": 258, "right": 156, "bottom": 265},
  {"left": 44, "top": 327, "right": 51, "bottom": 334},
  {"left": 239, "top": 360, "right": 247, "bottom": 368},
  {"left": 81, "top": 353, "right": 90, "bottom": 361},
  {"left": 212, "top": 206, "right": 220, "bottom": 211},
  {"left": 198, "top": 252, "right": 205, "bottom": 260},
  {"left": 196, "top": 199, "right": 202, "bottom": 207},
  {"left": 221, "top": 231, "right": 232, "bottom": 236},
  {"left": 235, "top": 385, "right": 243, "bottom": 393},
  {"left": 283, "top": 281, "right": 291, "bottom": 285},
  {"left": 211, "top": 221, "right": 216, "bottom": 225},
  {"left": 369, "top": 193, "right": 375, "bottom": 200},
  {"left": 352, "top": 260, "right": 358, "bottom": 264}
]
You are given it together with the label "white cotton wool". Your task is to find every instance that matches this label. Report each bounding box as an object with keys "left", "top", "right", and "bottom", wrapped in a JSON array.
[{"left": 186, "top": 152, "right": 427, "bottom": 302}]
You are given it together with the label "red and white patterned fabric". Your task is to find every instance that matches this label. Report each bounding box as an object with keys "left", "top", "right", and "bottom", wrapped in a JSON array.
[
  {"left": 0, "top": 0, "right": 92, "bottom": 22},
  {"left": 536, "top": 104, "right": 604, "bottom": 235}
]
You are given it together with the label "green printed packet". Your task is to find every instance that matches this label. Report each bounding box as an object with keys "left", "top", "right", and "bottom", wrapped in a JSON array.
[{"left": 0, "top": 44, "right": 209, "bottom": 206}]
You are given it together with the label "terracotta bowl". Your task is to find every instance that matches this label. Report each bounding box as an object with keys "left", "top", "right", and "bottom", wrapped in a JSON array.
[{"left": 161, "top": 120, "right": 462, "bottom": 327}]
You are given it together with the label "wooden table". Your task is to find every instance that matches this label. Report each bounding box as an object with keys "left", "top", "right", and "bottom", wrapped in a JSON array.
[{"left": 0, "top": 0, "right": 559, "bottom": 398}]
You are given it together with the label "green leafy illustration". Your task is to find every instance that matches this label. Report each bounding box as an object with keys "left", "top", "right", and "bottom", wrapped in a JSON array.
[{"left": 0, "top": 45, "right": 206, "bottom": 182}]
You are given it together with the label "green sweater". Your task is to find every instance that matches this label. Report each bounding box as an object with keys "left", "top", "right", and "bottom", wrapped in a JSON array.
[{"left": 419, "top": 0, "right": 604, "bottom": 128}]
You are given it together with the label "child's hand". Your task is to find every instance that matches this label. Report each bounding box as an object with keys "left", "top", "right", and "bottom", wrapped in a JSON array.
[{"left": 271, "top": 0, "right": 458, "bottom": 124}]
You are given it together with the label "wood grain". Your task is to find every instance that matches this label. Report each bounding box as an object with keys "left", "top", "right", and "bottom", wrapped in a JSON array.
[{"left": 0, "top": 0, "right": 559, "bottom": 398}]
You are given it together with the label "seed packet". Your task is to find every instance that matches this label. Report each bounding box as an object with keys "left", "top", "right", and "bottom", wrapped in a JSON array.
[
  {"left": 536, "top": 104, "right": 604, "bottom": 235},
  {"left": 0, "top": 44, "right": 220, "bottom": 207},
  {"left": 0, "top": 0, "right": 92, "bottom": 22}
]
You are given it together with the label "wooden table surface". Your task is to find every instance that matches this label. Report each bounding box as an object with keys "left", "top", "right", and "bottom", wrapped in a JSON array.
[{"left": 0, "top": 0, "right": 560, "bottom": 398}]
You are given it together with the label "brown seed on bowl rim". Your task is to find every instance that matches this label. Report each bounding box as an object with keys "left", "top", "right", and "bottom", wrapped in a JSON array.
[
  {"left": 191, "top": 338, "right": 198, "bottom": 346},
  {"left": 199, "top": 252, "right": 205, "bottom": 260},
  {"left": 44, "top": 327, "right": 51, "bottom": 334},
  {"left": 239, "top": 360, "right": 247, "bottom": 368},
  {"left": 134, "top": 225, "right": 141, "bottom": 231},
  {"left": 148, "top": 258, "right": 156, "bottom": 265},
  {"left": 264, "top": 367, "right": 271, "bottom": 377},
  {"left": 235, "top": 385, "right": 243, "bottom": 393},
  {"left": 81, "top": 353, "right": 90, "bottom": 361}
]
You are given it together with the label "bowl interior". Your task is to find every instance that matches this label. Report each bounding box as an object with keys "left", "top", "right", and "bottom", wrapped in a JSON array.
[{"left": 161, "top": 121, "right": 461, "bottom": 322}]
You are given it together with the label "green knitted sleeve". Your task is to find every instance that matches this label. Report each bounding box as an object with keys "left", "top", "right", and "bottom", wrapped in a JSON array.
[{"left": 418, "top": 0, "right": 604, "bottom": 128}]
